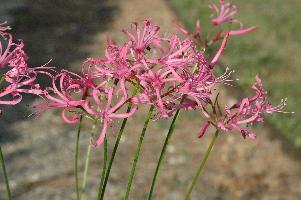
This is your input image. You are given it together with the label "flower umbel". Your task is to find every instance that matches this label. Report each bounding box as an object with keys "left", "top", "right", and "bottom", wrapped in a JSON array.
[
  {"left": 199, "top": 75, "right": 288, "bottom": 139},
  {"left": 0, "top": 22, "right": 54, "bottom": 110},
  {"left": 209, "top": 0, "right": 256, "bottom": 36}
]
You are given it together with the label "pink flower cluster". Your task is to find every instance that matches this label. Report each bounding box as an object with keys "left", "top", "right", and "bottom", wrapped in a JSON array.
[
  {"left": 0, "top": 22, "right": 53, "bottom": 113},
  {"left": 36, "top": 18, "right": 286, "bottom": 147},
  {"left": 199, "top": 75, "right": 288, "bottom": 139},
  {"left": 36, "top": 19, "right": 231, "bottom": 147}
]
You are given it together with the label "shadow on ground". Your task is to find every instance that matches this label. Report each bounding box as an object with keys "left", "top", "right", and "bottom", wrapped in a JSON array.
[{"left": 0, "top": 0, "right": 118, "bottom": 143}]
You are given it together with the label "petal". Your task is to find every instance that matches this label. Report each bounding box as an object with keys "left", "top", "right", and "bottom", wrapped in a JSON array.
[
  {"left": 210, "top": 33, "right": 229, "bottom": 67},
  {"left": 198, "top": 121, "right": 210, "bottom": 138},
  {"left": 61, "top": 108, "right": 79, "bottom": 124},
  {"left": 228, "top": 26, "right": 257, "bottom": 36},
  {"left": 89, "top": 120, "right": 108, "bottom": 147}
]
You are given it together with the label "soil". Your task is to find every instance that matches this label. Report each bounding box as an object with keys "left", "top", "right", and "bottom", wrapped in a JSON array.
[{"left": 0, "top": 0, "right": 300, "bottom": 200}]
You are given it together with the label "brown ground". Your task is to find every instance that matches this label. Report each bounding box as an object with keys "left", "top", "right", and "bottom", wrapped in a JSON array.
[{"left": 0, "top": 0, "right": 300, "bottom": 200}]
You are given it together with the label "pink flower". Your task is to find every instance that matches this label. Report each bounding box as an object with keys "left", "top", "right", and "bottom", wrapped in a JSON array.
[
  {"left": 0, "top": 26, "right": 54, "bottom": 108},
  {"left": 84, "top": 43, "right": 140, "bottom": 81},
  {"left": 209, "top": 0, "right": 256, "bottom": 37},
  {"left": 178, "top": 70, "right": 215, "bottom": 108},
  {"left": 199, "top": 75, "right": 287, "bottom": 139},
  {"left": 39, "top": 70, "right": 88, "bottom": 123},
  {"left": 122, "top": 19, "right": 162, "bottom": 58},
  {"left": 86, "top": 82, "right": 137, "bottom": 147},
  {"left": 38, "top": 60, "right": 136, "bottom": 147},
  {"left": 209, "top": 0, "right": 240, "bottom": 26},
  {"left": 230, "top": 75, "right": 287, "bottom": 115},
  {"left": 159, "top": 36, "right": 205, "bottom": 70},
  {"left": 123, "top": 20, "right": 217, "bottom": 119},
  {"left": 133, "top": 65, "right": 179, "bottom": 118},
  {"left": 174, "top": 22, "right": 230, "bottom": 68}
]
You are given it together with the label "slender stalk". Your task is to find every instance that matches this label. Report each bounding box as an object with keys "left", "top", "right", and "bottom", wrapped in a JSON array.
[
  {"left": 184, "top": 130, "right": 219, "bottom": 200},
  {"left": 97, "top": 138, "right": 108, "bottom": 200},
  {"left": 79, "top": 145, "right": 91, "bottom": 199},
  {"left": 98, "top": 83, "right": 140, "bottom": 200},
  {"left": 98, "top": 104, "right": 133, "bottom": 200},
  {"left": 80, "top": 120, "right": 98, "bottom": 199},
  {"left": 124, "top": 106, "right": 154, "bottom": 200},
  {"left": 0, "top": 145, "right": 12, "bottom": 200},
  {"left": 147, "top": 108, "right": 181, "bottom": 200},
  {"left": 75, "top": 117, "right": 83, "bottom": 200}
]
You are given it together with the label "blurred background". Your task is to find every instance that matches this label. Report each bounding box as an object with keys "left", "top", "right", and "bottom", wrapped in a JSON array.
[{"left": 0, "top": 0, "right": 300, "bottom": 199}]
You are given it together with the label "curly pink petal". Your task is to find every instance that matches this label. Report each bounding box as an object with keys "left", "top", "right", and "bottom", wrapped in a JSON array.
[
  {"left": 228, "top": 26, "right": 257, "bottom": 36},
  {"left": 211, "top": 33, "right": 229, "bottom": 67}
]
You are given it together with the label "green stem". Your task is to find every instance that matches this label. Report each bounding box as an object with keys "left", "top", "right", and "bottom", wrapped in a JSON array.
[
  {"left": 98, "top": 83, "right": 140, "bottom": 200},
  {"left": 98, "top": 104, "right": 132, "bottom": 200},
  {"left": 80, "top": 144, "right": 91, "bottom": 199},
  {"left": 80, "top": 120, "right": 98, "bottom": 199},
  {"left": 0, "top": 145, "right": 12, "bottom": 200},
  {"left": 75, "top": 117, "right": 83, "bottom": 200},
  {"left": 124, "top": 106, "right": 154, "bottom": 200},
  {"left": 97, "top": 138, "right": 108, "bottom": 200},
  {"left": 184, "top": 130, "right": 219, "bottom": 200},
  {"left": 147, "top": 108, "right": 181, "bottom": 200}
]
